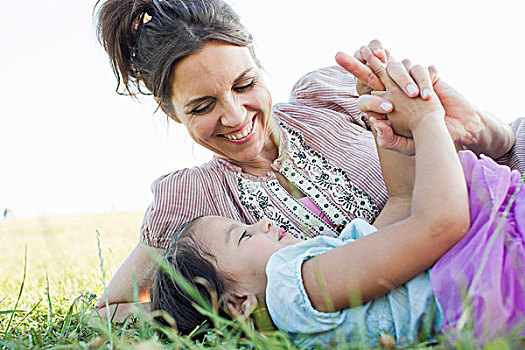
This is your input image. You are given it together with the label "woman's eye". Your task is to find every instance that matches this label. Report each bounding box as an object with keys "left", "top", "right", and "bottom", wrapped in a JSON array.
[
  {"left": 190, "top": 102, "right": 214, "bottom": 115},
  {"left": 234, "top": 79, "right": 255, "bottom": 93}
]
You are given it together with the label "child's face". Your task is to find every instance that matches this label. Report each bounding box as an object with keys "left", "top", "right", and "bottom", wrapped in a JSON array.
[{"left": 195, "top": 216, "right": 302, "bottom": 296}]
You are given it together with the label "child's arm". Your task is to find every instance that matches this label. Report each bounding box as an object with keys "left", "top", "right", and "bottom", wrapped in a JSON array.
[
  {"left": 371, "top": 137, "right": 414, "bottom": 229},
  {"left": 365, "top": 59, "right": 436, "bottom": 229},
  {"left": 302, "top": 50, "right": 470, "bottom": 312}
]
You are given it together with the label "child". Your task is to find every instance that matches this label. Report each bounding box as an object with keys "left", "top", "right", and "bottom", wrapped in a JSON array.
[{"left": 151, "top": 51, "right": 525, "bottom": 347}]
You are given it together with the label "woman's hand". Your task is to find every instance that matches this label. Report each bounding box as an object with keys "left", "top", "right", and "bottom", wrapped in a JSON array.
[
  {"left": 336, "top": 39, "right": 437, "bottom": 155},
  {"left": 340, "top": 41, "right": 515, "bottom": 158}
]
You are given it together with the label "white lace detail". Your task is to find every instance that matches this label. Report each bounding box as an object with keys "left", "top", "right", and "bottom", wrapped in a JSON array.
[{"left": 238, "top": 123, "right": 380, "bottom": 238}]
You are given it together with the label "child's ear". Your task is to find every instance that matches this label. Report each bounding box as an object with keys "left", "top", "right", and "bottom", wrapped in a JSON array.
[{"left": 225, "top": 292, "right": 258, "bottom": 319}]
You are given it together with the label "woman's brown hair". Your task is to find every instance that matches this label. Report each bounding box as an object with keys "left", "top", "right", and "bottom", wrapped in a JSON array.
[{"left": 94, "top": 0, "right": 254, "bottom": 112}]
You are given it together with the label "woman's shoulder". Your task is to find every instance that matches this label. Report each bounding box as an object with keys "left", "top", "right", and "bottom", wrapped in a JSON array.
[
  {"left": 288, "top": 66, "right": 358, "bottom": 101},
  {"left": 141, "top": 159, "right": 238, "bottom": 248},
  {"left": 150, "top": 158, "right": 230, "bottom": 192},
  {"left": 274, "top": 66, "right": 368, "bottom": 129}
]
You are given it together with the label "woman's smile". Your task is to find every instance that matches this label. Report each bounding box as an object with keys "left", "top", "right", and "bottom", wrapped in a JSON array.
[{"left": 221, "top": 115, "right": 257, "bottom": 142}]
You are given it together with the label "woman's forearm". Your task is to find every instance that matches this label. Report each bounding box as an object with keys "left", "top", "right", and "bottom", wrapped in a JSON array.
[
  {"left": 92, "top": 301, "right": 151, "bottom": 324},
  {"left": 460, "top": 110, "right": 515, "bottom": 159},
  {"left": 94, "top": 242, "right": 163, "bottom": 321}
]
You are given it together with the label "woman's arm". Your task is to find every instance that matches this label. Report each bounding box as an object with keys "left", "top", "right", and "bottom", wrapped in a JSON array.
[
  {"left": 94, "top": 242, "right": 163, "bottom": 322},
  {"left": 302, "top": 51, "right": 470, "bottom": 313}
]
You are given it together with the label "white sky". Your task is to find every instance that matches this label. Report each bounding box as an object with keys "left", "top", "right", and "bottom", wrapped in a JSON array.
[{"left": 1, "top": 0, "right": 524, "bottom": 218}]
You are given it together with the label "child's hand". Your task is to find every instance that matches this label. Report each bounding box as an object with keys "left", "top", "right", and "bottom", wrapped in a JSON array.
[
  {"left": 370, "top": 117, "right": 415, "bottom": 156},
  {"left": 359, "top": 46, "right": 445, "bottom": 136}
]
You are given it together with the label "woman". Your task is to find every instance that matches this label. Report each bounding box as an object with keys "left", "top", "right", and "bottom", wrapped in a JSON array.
[
  {"left": 149, "top": 51, "right": 524, "bottom": 346},
  {"left": 93, "top": 0, "right": 518, "bottom": 321}
]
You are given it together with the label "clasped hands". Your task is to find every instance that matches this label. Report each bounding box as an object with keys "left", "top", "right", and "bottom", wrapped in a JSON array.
[{"left": 336, "top": 40, "right": 513, "bottom": 157}]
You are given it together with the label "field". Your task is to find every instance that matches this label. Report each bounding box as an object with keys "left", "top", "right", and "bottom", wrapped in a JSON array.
[
  {"left": 0, "top": 211, "right": 300, "bottom": 349},
  {"left": 0, "top": 211, "right": 522, "bottom": 349}
]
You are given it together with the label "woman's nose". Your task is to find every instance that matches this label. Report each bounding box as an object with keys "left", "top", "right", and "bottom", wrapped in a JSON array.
[{"left": 220, "top": 96, "right": 246, "bottom": 127}]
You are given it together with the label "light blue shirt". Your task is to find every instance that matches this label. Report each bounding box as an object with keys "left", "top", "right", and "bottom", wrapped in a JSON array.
[{"left": 265, "top": 219, "right": 443, "bottom": 348}]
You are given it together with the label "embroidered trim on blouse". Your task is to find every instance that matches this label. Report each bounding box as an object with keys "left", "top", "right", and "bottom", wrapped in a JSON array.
[{"left": 238, "top": 122, "right": 379, "bottom": 239}]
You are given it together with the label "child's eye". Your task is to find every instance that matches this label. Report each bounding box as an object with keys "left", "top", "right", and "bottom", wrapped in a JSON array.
[
  {"left": 234, "top": 79, "right": 255, "bottom": 93},
  {"left": 238, "top": 231, "right": 251, "bottom": 244}
]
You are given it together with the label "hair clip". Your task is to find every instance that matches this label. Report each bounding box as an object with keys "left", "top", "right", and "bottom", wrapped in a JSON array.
[
  {"left": 133, "top": 12, "right": 152, "bottom": 32},
  {"left": 143, "top": 12, "right": 152, "bottom": 24}
]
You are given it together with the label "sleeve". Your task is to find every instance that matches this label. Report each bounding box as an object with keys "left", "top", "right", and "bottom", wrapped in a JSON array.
[
  {"left": 287, "top": 66, "right": 370, "bottom": 129},
  {"left": 495, "top": 117, "right": 525, "bottom": 175},
  {"left": 265, "top": 236, "right": 359, "bottom": 333},
  {"left": 139, "top": 167, "right": 213, "bottom": 248},
  {"left": 339, "top": 218, "right": 378, "bottom": 241}
]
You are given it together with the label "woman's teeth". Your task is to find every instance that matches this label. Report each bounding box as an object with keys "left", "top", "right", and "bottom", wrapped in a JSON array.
[{"left": 225, "top": 120, "right": 253, "bottom": 140}]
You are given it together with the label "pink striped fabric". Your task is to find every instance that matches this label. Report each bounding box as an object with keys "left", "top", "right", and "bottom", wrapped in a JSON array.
[
  {"left": 496, "top": 117, "right": 525, "bottom": 176},
  {"left": 139, "top": 66, "right": 525, "bottom": 249},
  {"left": 140, "top": 66, "right": 388, "bottom": 248}
]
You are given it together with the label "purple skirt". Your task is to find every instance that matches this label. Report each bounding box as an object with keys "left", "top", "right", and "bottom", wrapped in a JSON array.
[{"left": 430, "top": 150, "right": 525, "bottom": 339}]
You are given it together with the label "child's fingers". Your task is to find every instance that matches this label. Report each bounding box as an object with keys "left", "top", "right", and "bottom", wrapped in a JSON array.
[
  {"left": 401, "top": 58, "right": 412, "bottom": 71},
  {"left": 336, "top": 51, "right": 384, "bottom": 91},
  {"left": 384, "top": 49, "right": 391, "bottom": 64},
  {"left": 372, "top": 119, "right": 416, "bottom": 156},
  {"left": 354, "top": 39, "right": 388, "bottom": 64},
  {"left": 428, "top": 65, "right": 439, "bottom": 84},
  {"left": 367, "top": 39, "right": 387, "bottom": 63},
  {"left": 358, "top": 94, "right": 393, "bottom": 114},
  {"left": 359, "top": 46, "right": 391, "bottom": 86},
  {"left": 385, "top": 60, "right": 419, "bottom": 97}
]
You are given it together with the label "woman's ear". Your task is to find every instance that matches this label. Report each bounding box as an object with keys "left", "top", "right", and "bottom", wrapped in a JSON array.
[
  {"left": 225, "top": 292, "right": 258, "bottom": 319},
  {"left": 155, "top": 97, "right": 181, "bottom": 123}
]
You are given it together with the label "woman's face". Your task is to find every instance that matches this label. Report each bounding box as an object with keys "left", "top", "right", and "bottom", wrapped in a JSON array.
[{"left": 170, "top": 42, "right": 273, "bottom": 164}]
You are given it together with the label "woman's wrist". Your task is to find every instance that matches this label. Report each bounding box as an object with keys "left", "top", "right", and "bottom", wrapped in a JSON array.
[{"left": 467, "top": 109, "right": 514, "bottom": 158}]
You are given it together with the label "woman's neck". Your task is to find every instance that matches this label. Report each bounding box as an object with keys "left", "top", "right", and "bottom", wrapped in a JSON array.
[{"left": 231, "top": 121, "right": 282, "bottom": 177}]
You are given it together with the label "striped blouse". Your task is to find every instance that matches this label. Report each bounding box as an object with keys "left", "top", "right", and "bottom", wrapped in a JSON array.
[
  {"left": 140, "top": 66, "right": 388, "bottom": 248},
  {"left": 497, "top": 117, "right": 525, "bottom": 175},
  {"left": 140, "top": 66, "right": 525, "bottom": 248}
]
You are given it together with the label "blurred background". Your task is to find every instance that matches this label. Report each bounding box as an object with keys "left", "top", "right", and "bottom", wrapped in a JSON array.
[{"left": 2, "top": 0, "right": 524, "bottom": 219}]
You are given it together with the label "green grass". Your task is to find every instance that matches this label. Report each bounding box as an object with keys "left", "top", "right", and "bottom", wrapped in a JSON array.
[{"left": 0, "top": 211, "right": 523, "bottom": 349}]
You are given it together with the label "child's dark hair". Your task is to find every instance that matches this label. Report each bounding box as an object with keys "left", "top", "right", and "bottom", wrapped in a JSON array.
[{"left": 150, "top": 216, "right": 233, "bottom": 335}]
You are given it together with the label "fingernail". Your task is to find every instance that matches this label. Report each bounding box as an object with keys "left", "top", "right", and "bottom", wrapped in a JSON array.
[
  {"left": 406, "top": 84, "right": 418, "bottom": 96},
  {"left": 421, "top": 88, "right": 431, "bottom": 99},
  {"left": 372, "top": 48, "right": 384, "bottom": 57},
  {"left": 374, "top": 126, "right": 383, "bottom": 136},
  {"left": 380, "top": 102, "right": 393, "bottom": 111},
  {"left": 369, "top": 116, "right": 377, "bottom": 124}
]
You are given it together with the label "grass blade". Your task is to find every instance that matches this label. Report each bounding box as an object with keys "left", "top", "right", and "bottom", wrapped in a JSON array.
[
  {"left": 96, "top": 229, "right": 113, "bottom": 349},
  {"left": 45, "top": 272, "right": 54, "bottom": 342},
  {"left": 3, "top": 245, "right": 27, "bottom": 338}
]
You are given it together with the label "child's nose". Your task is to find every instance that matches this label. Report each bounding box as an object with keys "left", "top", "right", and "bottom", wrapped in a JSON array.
[{"left": 258, "top": 218, "right": 273, "bottom": 233}]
